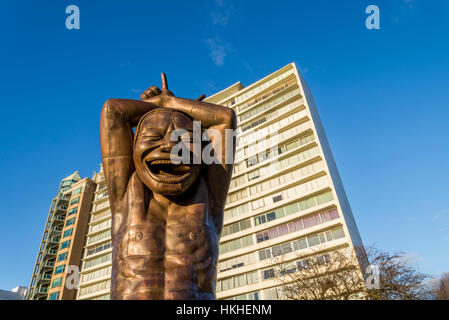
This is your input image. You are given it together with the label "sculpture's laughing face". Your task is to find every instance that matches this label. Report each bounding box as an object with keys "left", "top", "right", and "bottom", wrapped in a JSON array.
[{"left": 133, "top": 109, "right": 202, "bottom": 195}]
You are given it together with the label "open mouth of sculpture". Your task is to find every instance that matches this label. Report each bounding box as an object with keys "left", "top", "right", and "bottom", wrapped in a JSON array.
[{"left": 146, "top": 159, "right": 192, "bottom": 181}]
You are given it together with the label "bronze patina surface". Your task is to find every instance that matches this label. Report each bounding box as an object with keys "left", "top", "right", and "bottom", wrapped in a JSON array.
[{"left": 100, "top": 74, "right": 236, "bottom": 300}]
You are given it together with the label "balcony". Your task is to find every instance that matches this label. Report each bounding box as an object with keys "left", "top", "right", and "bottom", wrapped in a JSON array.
[
  {"left": 55, "top": 216, "right": 65, "bottom": 222},
  {"left": 48, "top": 237, "right": 60, "bottom": 243},
  {"left": 49, "top": 226, "right": 63, "bottom": 233},
  {"left": 42, "top": 261, "right": 55, "bottom": 268},
  {"left": 36, "top": 287, "right": 48, "bottom": 294},
  {"left": 45, "top": 249, "right": 58, "bottom": 255},
  {"left": 39, "top": 274, "right": 52, "bottom": 281},
  {"left": 58, "top": 194, "right": 70, "bottom": 201}
]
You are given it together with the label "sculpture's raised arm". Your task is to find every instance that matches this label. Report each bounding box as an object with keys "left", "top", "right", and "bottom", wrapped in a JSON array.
[{"left": 99, "top": 92, "right": 160, "bottom": 216}]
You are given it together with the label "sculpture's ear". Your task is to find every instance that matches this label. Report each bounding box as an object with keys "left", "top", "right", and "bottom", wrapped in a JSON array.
[{"left": 161, "top": 73, "right": 175, "bottom": 97}]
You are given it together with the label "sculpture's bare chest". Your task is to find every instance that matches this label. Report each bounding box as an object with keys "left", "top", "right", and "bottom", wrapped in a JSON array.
[{"left": 111, "top": 174, "right": 219, "bottom": 299}]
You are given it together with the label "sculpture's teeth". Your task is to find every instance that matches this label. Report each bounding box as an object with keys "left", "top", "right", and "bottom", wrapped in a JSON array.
[
  {"left": 147, "top": 159, "right": 192, "bottom": 177},
  {"left": 151, "top": 159, "right": 173, "bottom": 165}
]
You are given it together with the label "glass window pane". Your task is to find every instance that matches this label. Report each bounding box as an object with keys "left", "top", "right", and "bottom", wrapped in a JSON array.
[
  {"left": 307, "top": 235, "right": 320, "bottom": 247},
  {"left": 332, "top": 228, "right": 345, "bottom": 239},
  {"left": 269, "top": 228, "right": 279, "bottom": 239},
  {"left": 272, "top": 245, "right": 282, "bottom": 257},
  {"left": 278, "top": 224, "right": 289, "bottom": 236},
  {"left": 281, "top": 243, "right": 292, "bottom": 254},
  {"left": 285, "top": 203, "right": 299, "bottom": 215},
  {"left": 329, "top": 209, "right": 339, "bottom": 219},
  {"left": 266, "top": 212, "right": 276, "bottom": 222}
]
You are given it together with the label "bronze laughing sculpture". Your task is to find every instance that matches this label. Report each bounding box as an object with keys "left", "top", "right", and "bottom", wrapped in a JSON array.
[{"left": 100, "top": 74, "right": 237, "bottom": 299}]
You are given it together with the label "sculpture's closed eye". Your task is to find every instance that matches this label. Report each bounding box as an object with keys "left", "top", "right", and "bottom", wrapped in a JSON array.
[{"left": 141, "top": 130, "right": 164, "bottom": 140}]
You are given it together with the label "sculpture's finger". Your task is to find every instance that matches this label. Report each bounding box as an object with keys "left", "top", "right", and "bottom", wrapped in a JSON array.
[{"left": 161, "top": 73, "right": 169, "bottom": 92}]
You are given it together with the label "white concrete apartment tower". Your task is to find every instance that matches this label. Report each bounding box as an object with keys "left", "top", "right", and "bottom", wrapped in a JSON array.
[
  {"left": 76, "top": 63, "right": 364, "bottom": 300},
  {"left": 204, "top": 62, "right": 364, "bottom": 300}
]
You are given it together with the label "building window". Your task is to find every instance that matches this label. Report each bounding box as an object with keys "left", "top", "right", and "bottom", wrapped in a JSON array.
[
  {"left": 70, "top": 197, "right": 80, "bottom": 206},
  {"left": 88, "top": 229, "right": 111, "bottom": 244},
  {"left": 262, "top": 269, "right": 275, "bottom": 280},
  {"left": 84, "top": 253, "right": 112, "bottom": 269},
  {"left": 218, "top": 252, "right": 257, "bottom": 273},
  {"left": 257, "top": 227, "right": 345, "bottom": 261},
  {"left": 63, "top": 229, "right": 73, "bottom": 238},
  {"left": 258, "top": 248, "right": 271, "bottom": 261},
  {"left": 246, "top": 157, "right": 257, "bottom": 168},
  {"left": 247, "top": 170, "right": 260, "bottom": 181},
  {"left": 48, "top": 292, "right": 59, "bottom": 300},
  {"left": 219, "top": 235, "right": 253, "bottom": 255},
  {"left": 72, "top": 187, "right": 82, "bottom": 195},
  {"left": 79, "top": 279, "right": 111, "bottom": 297},
  {"left": 254, "top": 215, "right": 266, "bottom": 225},
  {"left": 253, "top": 203, "right": 338, "bottom": 238},
  {"left": 227, "top": 291, "right": 260, "bottom": 300},
  {"left": 221, "top": 219, "right": 251, "bottom": 237},
  {"left": 297, "top": 259, "right": 311, "bottom": 271},
  {"left": 60, "top": 240, "right": 71, "bottom": 250},
  {"left": 68, "top": 208, "right": 78, "bottom": 216},
  {"left": 66, "top": 218, "right": 75, "bottom": 227},
  {"left": 216, "top": 271, "right": 258, "bottom": 292},
  {"left": 51, "top": 278, "right": 62, "bottom": 288},
  {"left": 81, "top": 266, "right": 112, "bottom": 283},
  {"left": 256, "top": 231, "right": 269, "bottom": 243},
  {"left": 57, "top": 252, "right": 68, "bottom": 262},
  {"left": 54, "top": 265, "right": 66, "bottom": 275}
]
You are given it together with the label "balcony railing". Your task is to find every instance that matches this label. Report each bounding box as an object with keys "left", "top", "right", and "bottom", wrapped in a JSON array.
[
  {"left": 39, "top": 274, "right": 52, "bottom": 280},
  {"left": 37, "top": 287, "right": 48, "bottom": 294},
  {"left": 58, "top": 194, "right": 70, "bottom": 201}
]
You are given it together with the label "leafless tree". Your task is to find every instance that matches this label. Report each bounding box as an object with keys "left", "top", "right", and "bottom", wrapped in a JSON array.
[
  {"left": 431, "top": 272, "right": 449, "bottom": 300},
  {"left": 272, "top": 245, "right": 431, "bottom": 300}
]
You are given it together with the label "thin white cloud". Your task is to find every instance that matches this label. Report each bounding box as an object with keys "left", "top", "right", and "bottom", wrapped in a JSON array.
[
  {"left": 205, "top": 38, "right": 230, "bottom": 66},
  {"left": 210, "top": 0, "right": 234, "bottom": 27}
]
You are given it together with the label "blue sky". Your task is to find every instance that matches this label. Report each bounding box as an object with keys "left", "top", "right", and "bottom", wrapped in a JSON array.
[{"left": 0, "top": 0, "right": 448, "bottom": 290}]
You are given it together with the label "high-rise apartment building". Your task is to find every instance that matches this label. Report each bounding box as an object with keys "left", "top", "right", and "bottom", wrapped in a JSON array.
[
  {"left": 55, "top": 62, "right": 363, "bottom": 300},
  {"left": 76, "top": 168, "right": 112, "bottom": 300},
  {"left": 27, "top": 172, "right": 96, "bottom": 300},
  {"left": 204, "top": 62, "right": 364, "bottom": 299}
]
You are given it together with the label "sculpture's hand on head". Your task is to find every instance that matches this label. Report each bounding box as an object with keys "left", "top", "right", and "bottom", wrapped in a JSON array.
[
  {"left": 140, "top": 73, "right": 175, "bottom": 106},
  {"left": 140, "top": 85, "right": 162, "bottom": 101}
]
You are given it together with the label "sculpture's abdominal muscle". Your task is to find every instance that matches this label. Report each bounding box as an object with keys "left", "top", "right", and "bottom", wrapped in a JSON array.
[{"left": 112, "top": 174, "right": 219, "bottom": 300}]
